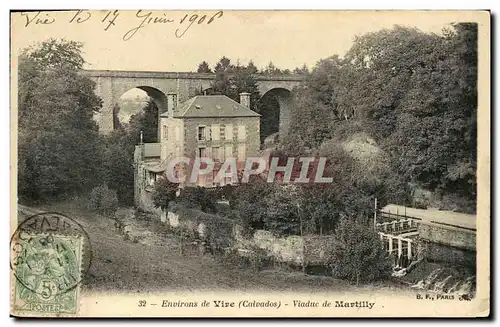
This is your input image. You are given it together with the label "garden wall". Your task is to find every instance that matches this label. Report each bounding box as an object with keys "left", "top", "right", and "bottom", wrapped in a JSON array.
[{"left": 164, "top": 205, "right": 335, "bottom": 267}]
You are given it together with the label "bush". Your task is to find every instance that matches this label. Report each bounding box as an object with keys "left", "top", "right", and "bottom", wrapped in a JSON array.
[
  {"left": 88, "top": 184, "right": 119, "bottom": 215},
  {"left": 327, "top": 218, "right": 391, "bottom": 285}
]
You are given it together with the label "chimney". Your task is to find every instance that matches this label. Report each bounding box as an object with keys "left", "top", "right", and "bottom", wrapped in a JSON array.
[
  {"left": 239, "top": 92, "right": 251, "bottom": 108},
  {"left": 167, "top": 93, "right": 178, "bottom": 117}
]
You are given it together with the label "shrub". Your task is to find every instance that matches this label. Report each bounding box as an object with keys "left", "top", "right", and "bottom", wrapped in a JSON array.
[
  {"left": 327, "top": 218, "right": 392, "bottom": 285},
  {"left": 88, "top": 184, "right": 119, "bottom": 215},
  {"left": 152, "top": 176, "right": 179, "bottom": 211}
]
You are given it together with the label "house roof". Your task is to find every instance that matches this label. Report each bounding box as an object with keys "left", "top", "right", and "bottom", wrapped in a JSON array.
[{"left": 160, "top": 95, "right": 261, "bottom": 118}]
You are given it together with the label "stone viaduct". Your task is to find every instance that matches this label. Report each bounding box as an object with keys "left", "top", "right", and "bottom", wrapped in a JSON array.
[{"left": 82, "top": 70, "right": 304, "bottom": 136}]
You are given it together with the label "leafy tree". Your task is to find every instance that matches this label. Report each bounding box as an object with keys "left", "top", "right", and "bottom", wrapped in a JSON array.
[
  {"left": 178, "top": 186, "right": 217, "bottom": 213},
  {"left": 196, "top": 61, "right": 212, "bottom": 73},
  {"left": 230, "top": 176, "right": 273, "bottom": 232},
  {"left": 88, "top": 183, "right": 119, "bottom": 215},
  {"left": 128, "top": 99, "right": 159, "bottom": 143},
  {"left": 152, "top": 176, "right": 179, "bottom": 211},
  {"left": 327, "top": 218, "right": 392, "bottom": 285},
  {"left": 101, "top": 129, "right": 136, "bottom": 204},
  {"left": 21, "top": 38, "right": 85, "bottom": 70},
  {"left": 199, "top": 57, "right": 261, "bottom": 111},
  {"left": 293, "top": 63, "right": 309, "bottom": 75},
  {"left": 18, "top": 39, "right": 102, "bottom": 202},
  {"left": 256, "top": 94, "right": 280, "bottom": 143},
  {"left": 284, "top": 24, "right": 477, "bottom": 212},
  {"left": 112, "top": 103, "right": 122, "bottom": 130},
  {"left": 344, "top": 24, "right": 477, "bottom": 211}
]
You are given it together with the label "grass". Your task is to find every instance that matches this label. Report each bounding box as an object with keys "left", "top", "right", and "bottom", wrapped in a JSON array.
[{"left": 19, "top": 201, "right": 415, "bottom": 295}]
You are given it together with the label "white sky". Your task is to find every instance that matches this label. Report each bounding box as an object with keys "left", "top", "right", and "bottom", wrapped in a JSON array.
[{"left": 10, "top": 10, "right": 474, "bottom": 73}]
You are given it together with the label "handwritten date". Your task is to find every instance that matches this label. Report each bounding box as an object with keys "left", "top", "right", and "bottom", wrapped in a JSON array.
[{"left": 20, "top": 10, "right": 224, "bottom": 41}]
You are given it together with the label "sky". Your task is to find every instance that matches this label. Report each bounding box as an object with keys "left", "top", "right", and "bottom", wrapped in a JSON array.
[{"left": 10, "top": 10, "right": 473, "bottom": 73}]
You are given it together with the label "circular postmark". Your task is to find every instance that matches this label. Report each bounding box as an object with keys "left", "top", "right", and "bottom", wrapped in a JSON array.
[{"left": 10, "top": 212, "right": 92, "bottom": 299}]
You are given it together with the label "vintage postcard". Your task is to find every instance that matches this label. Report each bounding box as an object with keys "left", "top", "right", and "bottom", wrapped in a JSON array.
[{"left": 10, "top": 10, "right": 490, "bottom": 318}]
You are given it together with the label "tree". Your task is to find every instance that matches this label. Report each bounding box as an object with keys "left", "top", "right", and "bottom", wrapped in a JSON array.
[
  {"left": 177, "top": 186, "right": 217, "bottom": 213},
  {"left": 327, "top": 218, "right": 392, "bottom": 285},
  {"left": 284, "top": 24, "right": 477, "bottom": 212},
  {"left": 256, "top": 94, "right": 280, "bottom": 143},
  {"left": 128, "top": 99, "right": 159, "bottom": 143},
  {"left": 201, "top": 57, "right": 261, "bottom": 111},
  {"left": 18, "top": 39, "right": 103, "bottom": 202},
  {"left": 88, "top": 183, "right": 119, "bottom": 215},
  {"left": 112, "top": 103, "right": 122, "bottom": 130},
  {"left": 152, "top": 176, "right": 179, "bottom": 211},
  {"left": 197, "top": 61, "right": 212, "bottom": 73},
  {"left": 293, "top": 63, "right": 309, "bottom": 75},
  {"left": 343, "top": 24, "right": 477, "bottom": 212},
  {"left": 101, "top": 129, "right": 136, "bottom": 204}
]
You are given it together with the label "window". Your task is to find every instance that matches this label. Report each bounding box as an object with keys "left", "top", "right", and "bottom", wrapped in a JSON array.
[
  {"left": 237, "top": 125, "right": 246, "bottom": 140},
  {"left": 198, "top": 147, "right": 207, "bottom": 157},
  {"left": 212, "top": 147, "right": 220, "bottom": 161},
  {"left": 225, "top": 124, "right": 233, "bottom": 140},
  {"left": 211, "top": 124, "right": 220, "bottom": 141},
  {"left": 198, "top": 126, "right": 206, "bottom": 141},
  {"left": 224, "top": 145, "right": 233, "bottom": 159},
  {"left": 163, "top": 125, "right": 168, "bottom": 139},
  {"left": 148, "top": 172, "right": 157, "bottom": 186},
  {"left": 237, "top": 144, "right": 246, "bottom": 161}
]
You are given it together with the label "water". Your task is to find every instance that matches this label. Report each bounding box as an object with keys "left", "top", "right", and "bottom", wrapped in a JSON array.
[{"left": 410, "top": 267, "right": 475, "bottom": 298}]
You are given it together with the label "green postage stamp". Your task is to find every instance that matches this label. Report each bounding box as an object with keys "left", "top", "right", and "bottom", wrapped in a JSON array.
[{"left": 11, "top": 233, "right": 83, "bottom": 316}]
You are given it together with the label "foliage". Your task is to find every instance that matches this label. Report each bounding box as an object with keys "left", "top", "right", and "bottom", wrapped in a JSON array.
[
  {"left": 327, "top": 218, "right": 391, "bottom": 285},
  {"left": 169, "top": 203, "right": 236, "bottom": 253},
  {"left": 152, "top": 176, "right": 179, "bottom": 211},
  {"left": 178, "top": 186, "right": 217, "bottom": 213},
  {"left": 100, "top": 97, "right": 161, "bottom": 205},
  {"left": 284, "top": 24, "right": 477, "bottom": 212},
  {"left": 293, "top": 63, "right": 310, "bottom": 75},
  {"left": 101, "top": 129, "right": 136, "bottom": 204},
  {"left": 21, "top": 38, "right": 85, "bottom": 70},
  {"left": 18, "top": 39, "right": 103, "bottom": 203},
  {"left": 196, "top": 61, "right": 212, "bottom": 73},
  {"left": 195, "top": 57, "right": 309, "bottom": 144},
  {"left": 128, "top": 99, "right": 159, "bottom": 143},
  {"left": 256, "top": 93, "right": 280, "bottom": 143},
  {"left": 88, "top": 184, "right": 119, "bottom": 215}
]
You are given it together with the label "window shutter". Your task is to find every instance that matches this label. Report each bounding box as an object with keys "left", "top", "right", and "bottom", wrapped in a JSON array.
[
  {"left": 211, "top": 124, "right": 220, "bottom": 141},
  {"left": 225, "top": 124, "right": 233, "bottom": 140},
  {"left": 237, "top": 125, "right": 246, "bottom": 140}
]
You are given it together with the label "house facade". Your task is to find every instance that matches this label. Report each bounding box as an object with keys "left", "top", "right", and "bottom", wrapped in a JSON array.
[{"left": 134, "top": 92, "right": 261, "bottom": 211}]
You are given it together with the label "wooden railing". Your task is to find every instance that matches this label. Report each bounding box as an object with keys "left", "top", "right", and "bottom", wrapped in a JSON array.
[{"left": 375, "top": 218, "right": 420, "bottom": 234}]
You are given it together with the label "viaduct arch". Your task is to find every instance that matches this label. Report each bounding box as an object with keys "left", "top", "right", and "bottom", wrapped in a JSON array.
[{"left": 83, "top": 69, "right": 304, "bottom": 137}]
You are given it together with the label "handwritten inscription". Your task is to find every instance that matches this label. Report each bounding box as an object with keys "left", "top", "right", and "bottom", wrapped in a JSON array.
[
  {"left": 20, "top": 10, "right": 224, "bottom": 41},
  {"left": 21, "top": 12, "right": 56, "bottom": 26}
]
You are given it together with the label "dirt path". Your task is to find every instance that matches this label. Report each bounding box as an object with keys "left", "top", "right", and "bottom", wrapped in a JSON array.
[{"left": 19, "top": 202, "right": 411, "bottom": 295}]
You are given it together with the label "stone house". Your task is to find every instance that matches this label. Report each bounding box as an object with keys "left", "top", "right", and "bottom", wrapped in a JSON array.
[{"left": 134, "top": 92, "right": 261, "bottom": 211}]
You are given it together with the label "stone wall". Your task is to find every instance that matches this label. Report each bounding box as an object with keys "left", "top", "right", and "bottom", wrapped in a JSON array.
[
  {"left": 418, "top": 239, "right": 476, "bottom": 268},
  {"left": 418, "top": 222, "right": 476, "bottom": 251},
  {"left": 162, "top": 206, "right": 337, "bottom": 267}
]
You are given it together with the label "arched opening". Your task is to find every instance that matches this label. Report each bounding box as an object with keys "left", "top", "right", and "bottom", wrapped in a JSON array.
[
  {"left": 257, "top": 88, "right": 293, "bottom": 145},
  {"left": 115, "top": 86, "right": 167, "bottom": 143}
]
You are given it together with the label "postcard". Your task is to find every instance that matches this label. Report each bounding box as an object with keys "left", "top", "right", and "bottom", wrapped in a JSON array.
[{"left": 10, "top": 10, "right": 490, "bottom": 317}]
